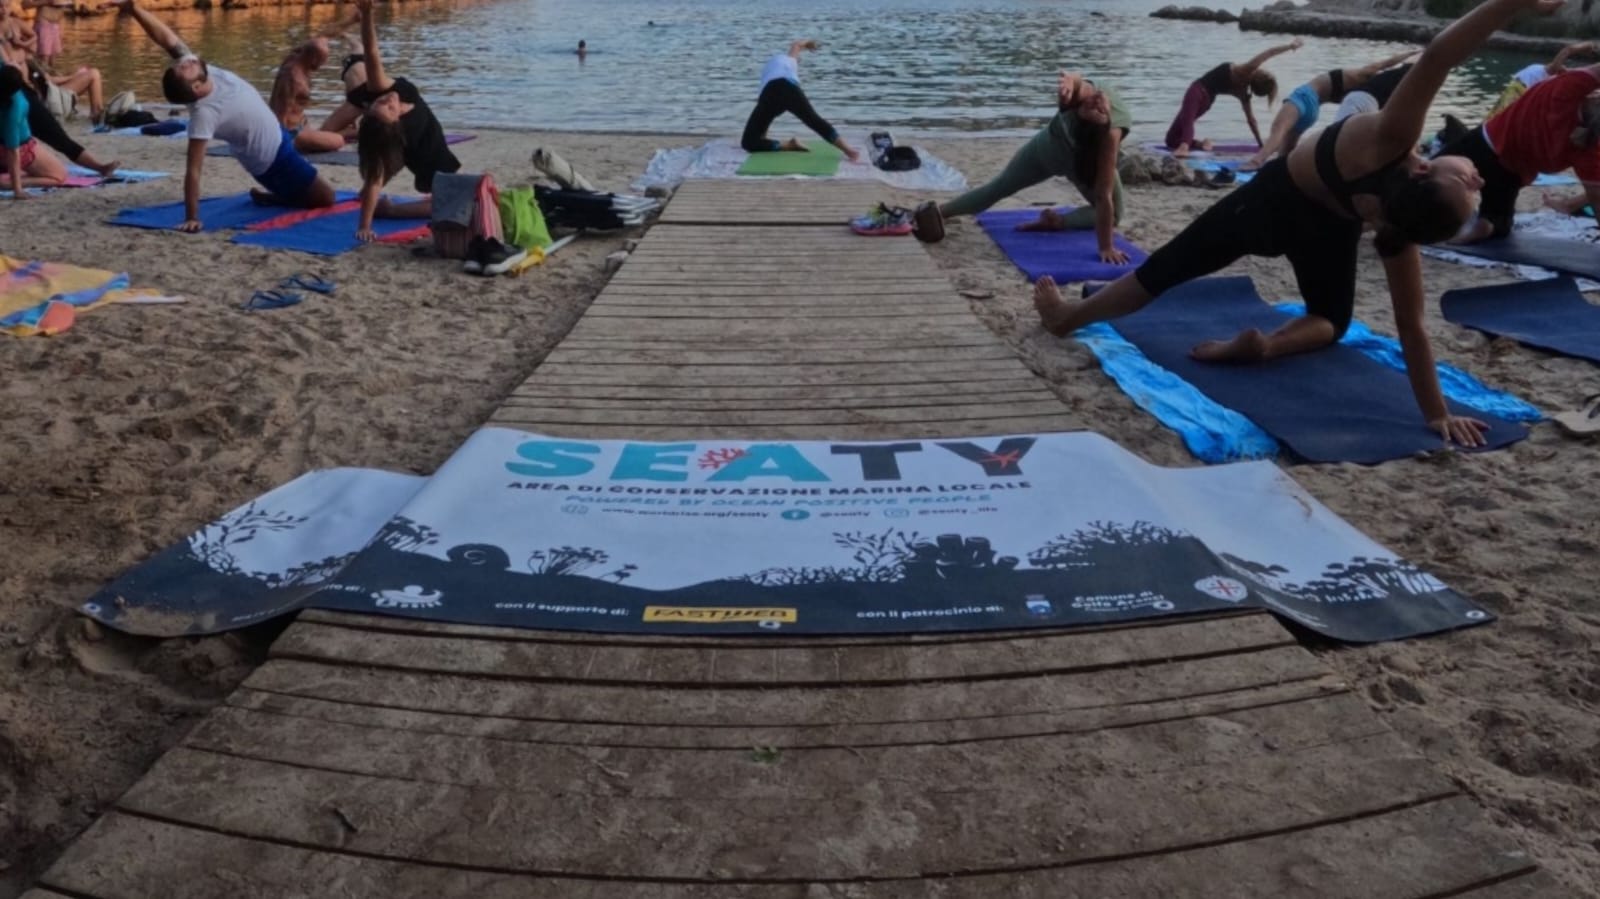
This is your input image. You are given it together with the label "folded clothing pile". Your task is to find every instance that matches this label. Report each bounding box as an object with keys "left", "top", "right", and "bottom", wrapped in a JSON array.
[{"left": 534, "top": 186, "right": 660, "bottom": 230}]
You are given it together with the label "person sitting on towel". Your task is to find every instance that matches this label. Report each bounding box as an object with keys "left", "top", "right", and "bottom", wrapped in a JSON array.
[
  {"left": 346, "top": 0, "right": 461, "bottom": 243},
  {"left": 740, "top": 38, "right": 860, "bottom": 162},
  {"left": 1, "top": 65, "right": 67, "bottom": 196},
  {"left": 1434, "top": 57, "right": 1600, "bottom": 243},
  {"left": 911, "top": 71, "right": 1132, "bottom": 264},
  {"left": 0, "top": 4, "right": 119, "bottom": 175},
  {"left": 1030, "top": 0, "right": 1568, "bottom": 448},
  {"left": 270, "top": 36, "right": 348, "bottom": 154},
  {"left": 106, "top": 0, "right": 336, "bottom": 232}
]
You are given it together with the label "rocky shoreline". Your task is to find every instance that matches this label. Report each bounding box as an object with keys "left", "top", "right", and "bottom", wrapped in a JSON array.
[{"left": 1153, "top": 2, "right": 1588, "bottom": 54}]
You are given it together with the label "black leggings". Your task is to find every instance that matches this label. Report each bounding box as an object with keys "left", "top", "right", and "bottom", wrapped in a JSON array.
[
  {"left": 1433, "top": 126, "right": 1520, "bottom": 239},
  {"left": 1135, "top": 158, "right": 1362, "bottom": 338},
  {"left": 21, "top": 87, "right": 84, "bottom": 163},
  {"left": 741, "top": 78, "right": 838, "bottom": 153}
]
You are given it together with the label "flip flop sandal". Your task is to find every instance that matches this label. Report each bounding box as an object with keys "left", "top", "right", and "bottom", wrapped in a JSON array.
[
  {"left": 243, "top": 289, "right": 303, "bottom": 311},
  {"left": 1553, "top": 393, "right": 1600, "bottom": 436},
  {"left": 912, "top": 201, "right": 944, "bottom": 243},
  {"left": 280, "top": 273, "right": 336, "bottom": 294}
]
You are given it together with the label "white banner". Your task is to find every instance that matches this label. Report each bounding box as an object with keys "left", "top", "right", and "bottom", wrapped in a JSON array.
[{"left": 86, "top": 428, "right": 1490, "bottom": 643}]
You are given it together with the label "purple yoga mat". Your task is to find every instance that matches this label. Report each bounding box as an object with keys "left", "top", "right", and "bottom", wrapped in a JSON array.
[
  {"left": 445, "top": 133, "right": 475, "bottom": 145},
  {"left": 975, "top": 207, "right": 1147, "bottom": 284}
]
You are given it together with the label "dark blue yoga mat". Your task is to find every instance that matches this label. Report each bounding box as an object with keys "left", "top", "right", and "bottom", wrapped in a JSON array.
[
  {"left": 1106, "top": 277, "right": 1528, "bottom": 464},
  {"left": 230, "top": 207, "right": 428, "bottom": 256},
  {"left": 976, "top": 207, "right": 1146, "bottom": 284},
  {"left": 1442, "top": 234, "right": 1600, "bottom": 281},
  {"left": 1442, "top": 277, "right": 1600, "bottom": 364},
  {"left": 109, "top": 190, "right": 358, "bottom": 232}
]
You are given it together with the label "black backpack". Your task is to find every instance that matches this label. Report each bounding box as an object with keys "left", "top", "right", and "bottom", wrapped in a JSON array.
[{"left": 877, "top": 145, "right": 921, "bottom": 172}]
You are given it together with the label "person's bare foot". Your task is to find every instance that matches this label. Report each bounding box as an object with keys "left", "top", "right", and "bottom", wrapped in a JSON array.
[
  {"left": 1171, "top": 142, "right": 1192, "bottom": 158},
  {"left": 249, "top": 188, "right": 289, "bottom": 207},
  {"left": 1191, "top": 328, "right": 1268, "bottom": 362},
  {"left": 1017, "top": 208, "right": 1065, "bottom": 232},
  {"left": 1197, "top": 138, "right": 1215, "bottom": 152},
  {"left": 90, "top": 159, "right": 121, "bottom": 176},
  {"left": 781, "top": 137, "right": 808, "bottom": 152},
  {"left": 1032, "top": 276, "right": 1080, "bottom": 337}
]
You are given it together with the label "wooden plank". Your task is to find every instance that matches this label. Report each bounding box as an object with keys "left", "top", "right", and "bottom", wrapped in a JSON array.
[
  {"left": 592, "top": 287, "right": 960, "bottom": 301},
  {"left": 112, "top": 740, "right": 1454, "bottom": 879},
  {"left": 486, "top": 400, "right": 1071, "bottom": 427},
  {"left": 497, "top": 391, "right": 1058, "bottom": 412},
  {"left": 224, "top": 676, "right": 1345, "bottom": 750},
  {"left": 583, "top": 304, "right": 973, "bottom": 318},
  {"left": 269, "top": 614, "right": 1296, "bottom": 685},
  {"left": 243, "top": 644, "right": 1329, "bottom": 726},
  {"left": 558, "top": 321, "right": 993, "bottom": 342},
  {"left": 480, "top": 417, "right": 1079, "bottom": 440},
  {"left": 507, "top": 362, "right": 1042, "bottom": 386},
  {"left": 503, "top": 379, "right": 1050, "bottom": 403},
  {"left": 40, "top": 798, "right": 1540, "bottom": 898},
  {"left": 540, "top": 347, "right": 1020, "bottom": 366},
  {"left": 182, "top": 699, "right": 1404, "bottom": 819},
  {"left": 1448, "top": 873, "right": 1565, "bottom": 896}
]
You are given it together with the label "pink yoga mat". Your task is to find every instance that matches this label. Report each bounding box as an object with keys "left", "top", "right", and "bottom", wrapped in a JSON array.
[
  {"left": 0, "top": 174, "right": 103, "bottom": 190},
  {"left": 1140, "top": 141, "right": 1259, "bottom": 156}
]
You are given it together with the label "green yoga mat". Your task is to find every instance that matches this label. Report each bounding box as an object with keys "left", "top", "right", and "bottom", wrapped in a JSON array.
[{"left": 737, "top": 142, "right": 844, "bottom": 177}]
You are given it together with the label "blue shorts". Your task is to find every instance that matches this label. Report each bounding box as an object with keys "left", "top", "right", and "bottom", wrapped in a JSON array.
[
  {"left": 251, "top": 127, "right": 319, "bottom": 202},
  {"left": 1286, "top": 84, "right": 1321, "bottom": 134}
]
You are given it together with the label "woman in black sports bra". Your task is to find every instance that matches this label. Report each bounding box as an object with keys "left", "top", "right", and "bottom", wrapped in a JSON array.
[
  {"left": 1033, "top": 0, "right": 1562, "bottom": 449},
  {"left": 1243, "top": 49, "right": 1419, "bottom": 171}
]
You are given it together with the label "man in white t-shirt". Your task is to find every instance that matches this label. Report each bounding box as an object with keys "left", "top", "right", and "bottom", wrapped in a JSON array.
[
  {"left": 740, "top": 39, "right": 860, "bottom": 162},
  {"left": 107, "top": 0, "right": 335, "bottom": 232},
  {"left": 1488, "top": 40, "right": 1594, "bottom": 118}
]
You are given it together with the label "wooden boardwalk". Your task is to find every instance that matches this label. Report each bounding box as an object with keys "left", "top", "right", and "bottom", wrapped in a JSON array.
[{"left": 31, "top": 180, "right": 1552, "bottom": 897}]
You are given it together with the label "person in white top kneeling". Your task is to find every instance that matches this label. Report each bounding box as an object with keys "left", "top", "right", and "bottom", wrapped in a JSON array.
[
  {"left": 740, "top": 39, "right": 860, "bottom": 162},
  {"left": 107, "top": 0, "right": 336, "bottom": 233}
]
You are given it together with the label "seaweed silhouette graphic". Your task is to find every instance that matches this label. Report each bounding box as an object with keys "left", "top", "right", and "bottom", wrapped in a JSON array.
[
  {"left": 186, "top": 504, "right": 309, "bottom": 575},
  {"left": 1029, "top": 520, "right": 1186, "bottom": 570},
  {"left": 375, "top": 516, "right": 441, "bottom": 552},
  {"left": 1220, "top": 553, "right": 1446, "bottom": 603},
  {"left": 732, "top": 528, "right": 1025, "bottom": 586},
  {"left": 255, "top": 553, "right": 359, "bottom": 589},
  {"left": 528, "top": 546, "right": 611, "bottom": 576}
]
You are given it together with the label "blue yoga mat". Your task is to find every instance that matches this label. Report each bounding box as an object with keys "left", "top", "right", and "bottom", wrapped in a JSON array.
[
  {"left": 1104, "top": 277, "right": 1528, "bottom": 464},
  {"left": 1442, "top": 277, "right": 1600, "bottom": 364},
  {"left": 230, "top": 207, "right": 428, "bottom": 256},
  {"left": 1442, "top": 234, "right": 1600, "bottom": 281},
  {"left": 108, "top": 191, "right": 359, "bottom": 233},
  {"left": 976, "top": 207, "right": 1146, "bottom": 284}
]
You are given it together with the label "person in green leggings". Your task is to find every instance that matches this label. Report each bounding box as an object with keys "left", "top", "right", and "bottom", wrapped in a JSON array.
[{"left": 914, "top": 71, "right": 1131, "bottom": 264}]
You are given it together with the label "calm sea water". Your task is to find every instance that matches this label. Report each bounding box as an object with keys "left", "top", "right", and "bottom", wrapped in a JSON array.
[{"left": 55, "top": 0, "right": 1536, "bottom": 138}]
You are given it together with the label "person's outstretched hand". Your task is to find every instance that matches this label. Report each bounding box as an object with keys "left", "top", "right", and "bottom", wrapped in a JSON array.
[
  {"left": 1098, "top": 247, "right": 1130, "bottom": 265},
  {"left": 1431, "top": 414, "right": 1489, "bottom": 447}
]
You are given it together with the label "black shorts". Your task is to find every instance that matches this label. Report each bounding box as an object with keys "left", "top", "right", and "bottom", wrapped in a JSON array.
[
  {"left": 1135, "top": 158, "right": 1363, "bottom": 337},
  {"left": 1434, "top": 126, "right": 1521, "bottom": 239}
]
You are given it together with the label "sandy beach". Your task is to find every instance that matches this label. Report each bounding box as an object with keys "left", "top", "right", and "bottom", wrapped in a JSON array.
[{"left": 1, "top": 126, "right": 1597, "bottom": 895}]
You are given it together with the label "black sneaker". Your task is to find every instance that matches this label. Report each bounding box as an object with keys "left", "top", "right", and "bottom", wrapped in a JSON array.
[
  {"left": 480, "top": 238, "right": 529, "bottom": 276},
  {"left": 462, "top": 236, "right": 486, "bottom": 274}
]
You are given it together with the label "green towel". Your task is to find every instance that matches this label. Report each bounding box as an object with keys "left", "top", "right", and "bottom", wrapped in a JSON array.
[
  {"left": 498, "top": 186, "right": 552, "bottom": 250},
  {"left": 736, "top": 141, "right": 844, "bottom": 177}
]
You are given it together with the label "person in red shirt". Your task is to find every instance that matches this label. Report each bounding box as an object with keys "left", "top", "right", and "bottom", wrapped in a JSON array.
[{"left": 1437, "top": 64, "right": 1600, "bottom": 242}]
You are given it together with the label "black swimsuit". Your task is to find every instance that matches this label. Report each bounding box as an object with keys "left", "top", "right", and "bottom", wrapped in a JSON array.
[
  {"left": 1313, "top": 118, "right": 1410, "bottom": 219},
  {"left": 1198, "top": 62, "right": 1235, "bottom": 96}
]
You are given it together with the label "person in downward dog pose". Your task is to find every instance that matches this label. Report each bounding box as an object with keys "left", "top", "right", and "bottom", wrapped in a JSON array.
[
  {"left": 109, "top": 0, "right": 336, "bottom": 231},
  {"left": 1164, "top": 38, "right": 1300, "bottom": 156},
  {"left": 1434, "top": 55, "right": 1600, "bottom": 241},
  {"left": 740, "top": 38, "right": 860, "bottom": 162},
  {"left": 347, "top": 0, "right": 467, "bottom": 245},
  {"left": 1032, "top": 0, "right": 1567, "bottom": 448},
  {"left": 913, "top": 71, "right": 1132, "bottom": 264},
  {"left": 1243, "top": 49, "right": 1419, "bottom": 170}
]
